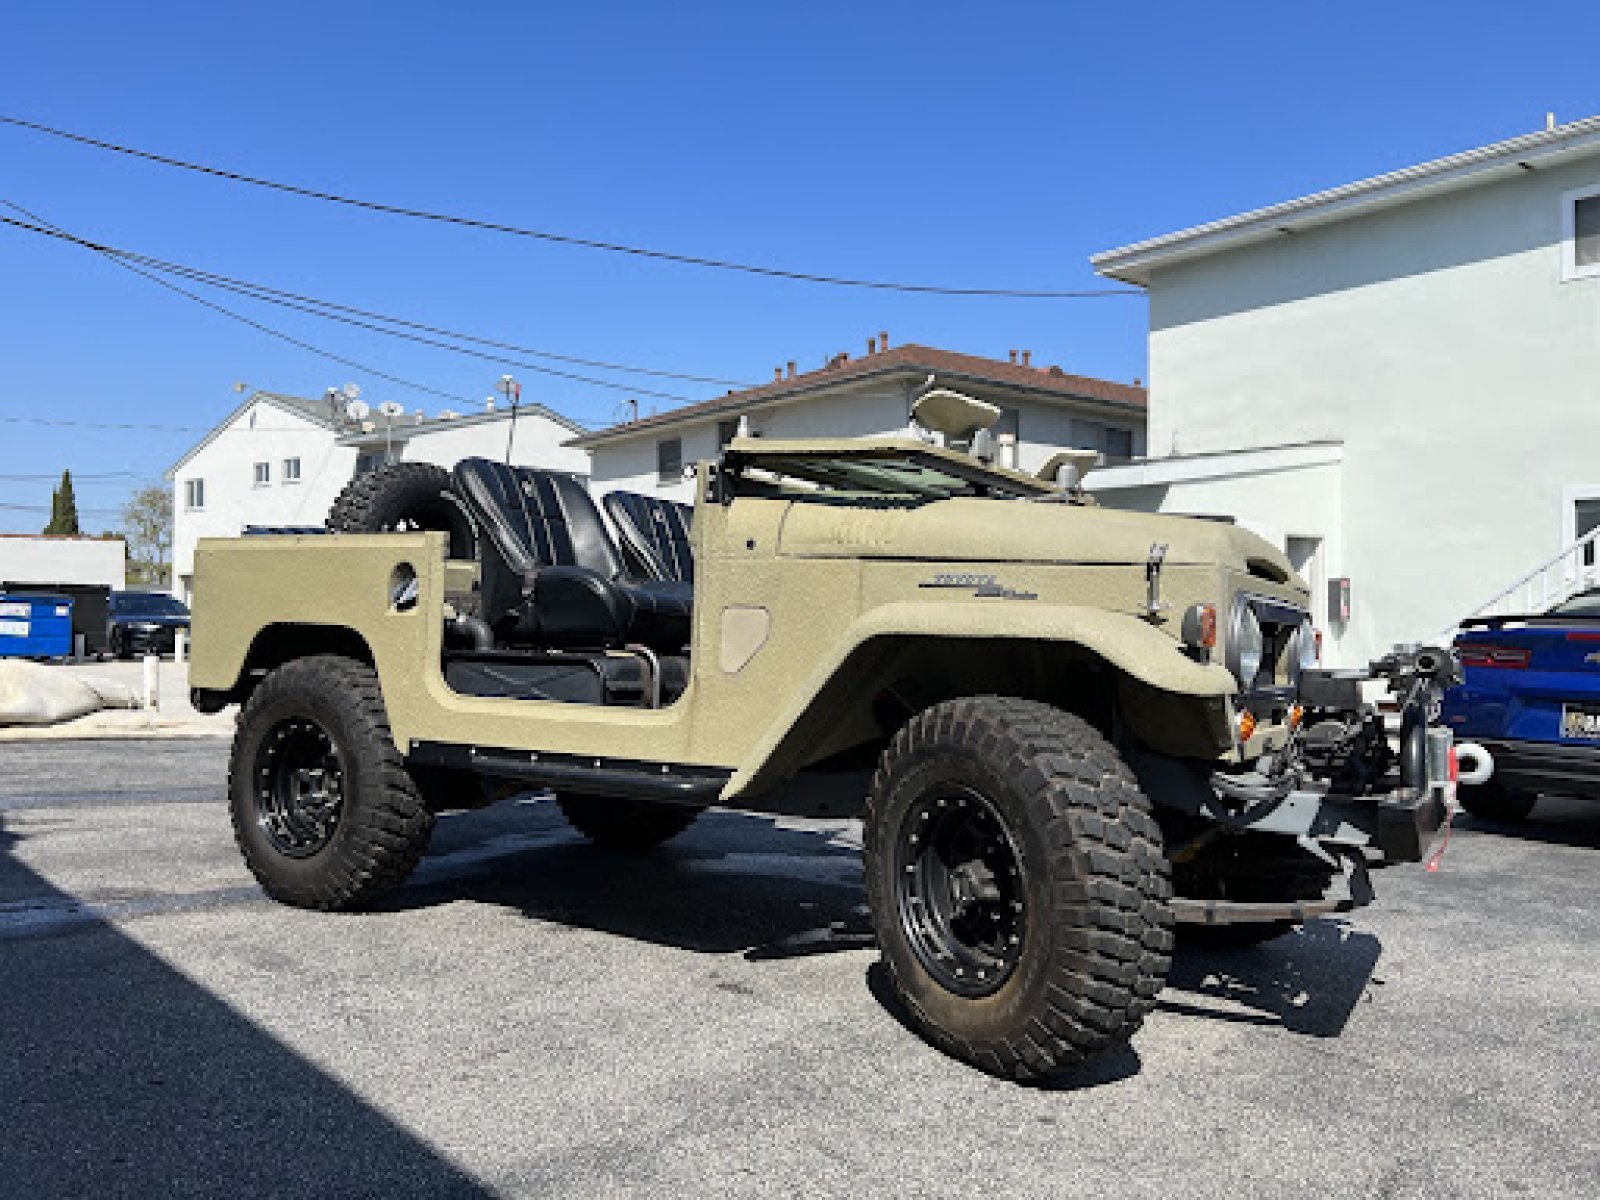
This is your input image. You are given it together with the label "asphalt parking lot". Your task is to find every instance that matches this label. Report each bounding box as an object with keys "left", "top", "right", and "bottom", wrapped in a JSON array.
[{"left": 2, "top": 739, "right": 1597, "bottom": 1199}]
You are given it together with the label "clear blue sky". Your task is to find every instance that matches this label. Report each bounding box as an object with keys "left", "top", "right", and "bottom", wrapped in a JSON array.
[{"left": 2, "top": 1, "right": 1597, "bottom": 532}]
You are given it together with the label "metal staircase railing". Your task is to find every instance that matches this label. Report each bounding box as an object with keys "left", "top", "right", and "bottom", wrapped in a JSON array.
[{"left": 1449, "top": 524, "right": 1600, "bottom": 634}]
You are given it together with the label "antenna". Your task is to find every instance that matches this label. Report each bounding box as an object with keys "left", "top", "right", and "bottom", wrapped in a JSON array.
[
  {"left": 345, "top": 398, "right": 370, "bottom": 421},
  {"left": 341, "top": 382, "right": 361, "bottom": 402},
  {"left": 496, "top": 374, "right": 522, "bottom": 463},
  {"left": 379, "top": 401, "right": 404, "bottom": 418}
]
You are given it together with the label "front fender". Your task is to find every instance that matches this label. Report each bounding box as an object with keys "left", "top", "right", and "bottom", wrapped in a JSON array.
[{"left": 724, "top": 601, "right": 1235, "bottom": 798}]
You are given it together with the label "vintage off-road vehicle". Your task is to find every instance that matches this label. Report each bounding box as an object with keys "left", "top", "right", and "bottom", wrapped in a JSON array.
[{"left": 190, "top": 391, "right": 1457, "bottom": 1081}]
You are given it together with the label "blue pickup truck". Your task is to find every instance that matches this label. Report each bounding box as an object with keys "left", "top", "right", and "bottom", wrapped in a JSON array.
[{"left": 1444, "top": 588, "right": 1600, "bottom": 819}]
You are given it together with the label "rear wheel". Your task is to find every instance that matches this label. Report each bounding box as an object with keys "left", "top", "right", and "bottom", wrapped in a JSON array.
[
  {"left": 863, "top": 696, "right": 1173, "bottom": 1081},
  {"left": 556, "top": 794, "right": 700, "bottom": 851},
  {"left": 326, "top": 462, "right": 476, "bottom": 558},
  {"left": 229, "top": 655, "right": 433, "bottom": 910},
  {"left": 1458, "top": 780, "right": 1537, "bottom": 822}
]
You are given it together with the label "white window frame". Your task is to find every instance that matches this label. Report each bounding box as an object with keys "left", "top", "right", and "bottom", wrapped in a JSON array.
[
  {"left": 1560, "top": 184, "right": 1600, "bottom": 282},
  {"left": 282, "top": 456, "right": 302, "bottom": 484},
  {"left": 183, "top": 479, "right": 205, "bottom": 511},
  {"left": 253, "top": 461, "right": 271, "bottom": 487}
]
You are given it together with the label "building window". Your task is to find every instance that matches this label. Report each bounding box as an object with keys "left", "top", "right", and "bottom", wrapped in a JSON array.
[
  {"left": 1104, "top": 427, "right": 1134, "bottom": 462},
  {"left": 994, "top": 408, "right": 1021, "bottom": 469},
  {"left": 657, "top": 437, "right": 683, "bottom": 485},
  {"left": 282, "top": 457, "right": 302, "bottom": 484},
  {"left": 183, "top": 479, "right": 205, "bottom": 511},
  {"left": 253, "top": 461, "right": 271, "bottom": 487},
  {"left": 717, "top": 418, "right": 741, "bottom": 448},
  {"left": 1561, "top": 186, "right": 1600, "bottom": 281},
  {"left": 355, "top": 452, "right": 393, "bottom": 476}
]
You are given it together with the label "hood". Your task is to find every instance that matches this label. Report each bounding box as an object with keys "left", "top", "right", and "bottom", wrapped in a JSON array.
[{"left": 777, "top": 497, "right": 1297, "bottom": 581}]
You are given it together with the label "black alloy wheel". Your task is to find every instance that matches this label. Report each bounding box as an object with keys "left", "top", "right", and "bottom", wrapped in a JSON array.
[
  {"left": 228, "top": 655, "right": 433, "bottom": 910},
  {"left": 253, "top": 718, "right": 346, "bottom": 858},
  {"left": 895, "top": 784, "right": 1026, "bottom": 997},
  {"left": 863, "top": 695, "right": 1174, "bottom": 1081}
]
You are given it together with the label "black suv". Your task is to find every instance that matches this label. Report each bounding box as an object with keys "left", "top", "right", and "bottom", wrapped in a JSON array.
[{"left": 107, "top": 590, "right": 191, "bottom": 659}]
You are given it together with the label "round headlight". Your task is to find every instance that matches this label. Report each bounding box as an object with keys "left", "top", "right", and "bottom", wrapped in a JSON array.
[{"left": 1235, "top": 606, "right": 1264, "bottom": 687}]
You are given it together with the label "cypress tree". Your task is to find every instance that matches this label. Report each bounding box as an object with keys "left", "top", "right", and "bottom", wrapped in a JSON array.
[{"left": 43, "top": 470, "right": 81, "bottom": 535}]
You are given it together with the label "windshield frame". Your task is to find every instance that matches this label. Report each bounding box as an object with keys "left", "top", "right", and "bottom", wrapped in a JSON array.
[{"left": 721, "top": 443, "right": 1056, "bottom": 502}]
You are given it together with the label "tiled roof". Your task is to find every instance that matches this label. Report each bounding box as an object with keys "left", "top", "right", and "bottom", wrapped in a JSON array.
[{"left": 568, "top": 343, "right": 1146, "bottom": 448}]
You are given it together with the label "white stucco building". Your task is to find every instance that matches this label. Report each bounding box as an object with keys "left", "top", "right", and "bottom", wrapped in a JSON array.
[
  {"left": 571, "top": 337, "right": 1148, "bottom": 502},
  {"left": 0, "top": 535, "right": 125, "bottom": 591},
  {"left": 167, "top": 390, "right": 587, "bottom": 602},
  {"left": 1087, "top": 116, "right": 1600, "bottom": 666}
]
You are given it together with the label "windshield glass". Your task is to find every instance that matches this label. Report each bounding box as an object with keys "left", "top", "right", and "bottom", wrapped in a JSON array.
[
  {"left": 114, "top": 592, "right": 189, "bottom": 617},
  {"left": 731, "top": 451, "right": 1042, "bottom": 500}
]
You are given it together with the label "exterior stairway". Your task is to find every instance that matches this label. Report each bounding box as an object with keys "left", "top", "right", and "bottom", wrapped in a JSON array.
[{"left": 1448, "top": 525, "right": 1600, "bottom": 635}]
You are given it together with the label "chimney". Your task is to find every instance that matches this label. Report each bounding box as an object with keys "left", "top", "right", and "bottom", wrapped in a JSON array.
[
  {"left": 1008, "top": 349, "right": 1017, "bottom": 364},
  {"left": 1133, "top": 377, "right": 1143, "bottom": 386},
  {"left": 867, "top": 336, "right": 877, "bottom": 355},
  {"left": 775, "top": 366, "right": 784, "bottom": 382},
  {"left": 787, "top": 360, "right": 797, "bottom": 379},
  {"left": 879, "top": 330, "right": 889, "bottom": 351},
  {"left": 1021, "top": 350, "right": 1032, "bottom": 367}
]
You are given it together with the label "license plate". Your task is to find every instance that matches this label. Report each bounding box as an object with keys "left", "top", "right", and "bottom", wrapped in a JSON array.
[{"left": 1561, "top": 704, "right": 1600, "bottom": 740}]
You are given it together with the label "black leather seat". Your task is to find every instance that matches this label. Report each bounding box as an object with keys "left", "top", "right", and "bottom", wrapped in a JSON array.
[
  {"left": 602, "top": 491, "right": 695, "bottom": 584},
  {"left": 451, "top": 459, "right": 692, "bottom": 651}
]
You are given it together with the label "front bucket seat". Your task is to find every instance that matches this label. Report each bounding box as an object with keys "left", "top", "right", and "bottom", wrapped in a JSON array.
[{"left": 451, "top": 459, "right": 691, "bottom": 652}]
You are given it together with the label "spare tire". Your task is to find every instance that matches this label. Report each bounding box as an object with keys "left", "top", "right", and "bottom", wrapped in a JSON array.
[{"left": 326, "top": 462, "right": 476, "bottom": 558}]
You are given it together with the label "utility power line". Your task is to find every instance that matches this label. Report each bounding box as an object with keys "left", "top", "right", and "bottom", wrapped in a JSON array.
[
  {"left": 0, "top": 215, "right": 700, "bottom": 403},
  {"left": 0, "top": 198, "right": 486, "bottom": 410},
  {"left": 0, "top": 113, "right": 1145, "bottom": 300}
]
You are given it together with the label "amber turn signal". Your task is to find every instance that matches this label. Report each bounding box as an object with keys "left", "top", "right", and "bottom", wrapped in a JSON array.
[{"left": 1237, "top": 708, "right": 1257, "bottom": 743}]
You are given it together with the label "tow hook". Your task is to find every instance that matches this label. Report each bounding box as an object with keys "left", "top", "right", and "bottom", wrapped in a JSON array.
[{"left": 1453, "top": 741, "right": 1493, "bottom": 786}]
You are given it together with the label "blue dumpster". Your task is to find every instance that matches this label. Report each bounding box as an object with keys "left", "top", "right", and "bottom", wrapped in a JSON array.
[{"left": 0, "top": 593, "right": 75, "bottom": 658}]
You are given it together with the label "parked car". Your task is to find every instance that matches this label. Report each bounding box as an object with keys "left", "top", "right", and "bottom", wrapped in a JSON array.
[
  {"left": 107, "top": 590, "right": 191, "bottom": 660},
  {"left": 1444, "top": 588, "right": 1600, "bottom": 819}
]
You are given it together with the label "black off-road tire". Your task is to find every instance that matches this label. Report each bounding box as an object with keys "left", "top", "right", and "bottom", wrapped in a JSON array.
[
  {"left": 326, "top": 461, "right": 476, "bottom": 558},
  {"left": 556, "top": 794, "right": 701, "bottom": 851},
  {"left": 228, "top": 655, "right": 434, "bottom": 910},
  {"left": 1458, "top": 780, "right": 1537, "bottom": 822},
  {"left": 863, "top": 696, "right": 1174, "bottom": 1081}
]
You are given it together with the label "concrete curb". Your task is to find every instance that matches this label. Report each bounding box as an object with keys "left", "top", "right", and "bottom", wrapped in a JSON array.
[{"left": 0, "top": 720, "right": 234, "bottom": 741}]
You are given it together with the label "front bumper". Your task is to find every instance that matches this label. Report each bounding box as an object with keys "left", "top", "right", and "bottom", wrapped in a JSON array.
[
  {"left": 1474, "top": 738, "right": 1600, "bottom": 800},
  {"left": 1233, "top": 781, "right": 1449, "bottom": 866}
]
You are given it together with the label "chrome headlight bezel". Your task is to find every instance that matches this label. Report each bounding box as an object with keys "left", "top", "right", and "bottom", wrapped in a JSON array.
[{"left": 1229, "top": 600, "right": 1265, "bottom": 690}]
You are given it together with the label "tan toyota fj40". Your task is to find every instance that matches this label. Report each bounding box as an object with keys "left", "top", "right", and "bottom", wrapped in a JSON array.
[{"left": 190, "top": 390, "right": 1457, "bottom": 1080}]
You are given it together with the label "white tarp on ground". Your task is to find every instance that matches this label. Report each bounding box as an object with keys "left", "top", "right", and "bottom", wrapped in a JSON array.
[{"left": 0, "top": 661, "right": 141, "bottom": 725}]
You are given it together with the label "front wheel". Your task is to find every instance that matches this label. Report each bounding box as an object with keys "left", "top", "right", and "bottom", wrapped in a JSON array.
[
  {"left": 863, "top": 696, "right": 1173, "bottom": 1081},
  {"left": 229, "top": 655, "right": 433, "bottom": 910}
]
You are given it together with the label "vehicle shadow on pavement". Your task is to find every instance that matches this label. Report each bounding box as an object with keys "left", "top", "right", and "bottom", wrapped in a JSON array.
[
  {"left": 1456, "top": 795, "right": 1600, "bottom": 849},
  {"left": 0, "top": 817, "right": 493, "bottom": 1200},
  {"left": 385, "top": 805, "right": 875, "bottom": 960},
  {"left": 1159, "top": 920, "right": 1381, "bottom": 1038}
]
